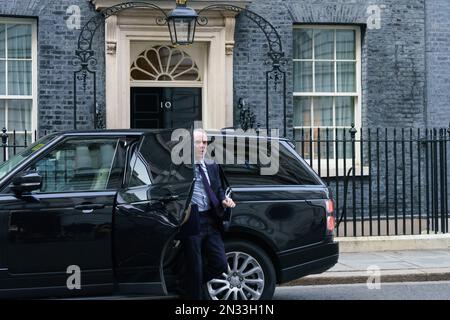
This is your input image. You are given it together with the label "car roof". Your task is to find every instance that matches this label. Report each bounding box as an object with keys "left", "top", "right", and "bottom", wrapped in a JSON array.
[
  {"left": 53, "top": 129, "right": 289, "bottom": 141},
  {"left": 56, "top": 129, "right": 153, "bottom": 137},
  {"left": 208, "top": 131, "right": 289, "bottom": 142}
]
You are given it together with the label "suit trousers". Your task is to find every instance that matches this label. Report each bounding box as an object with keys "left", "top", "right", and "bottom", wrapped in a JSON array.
[{"left": 180, "top": 210, "right": 228, "bottom": 300}]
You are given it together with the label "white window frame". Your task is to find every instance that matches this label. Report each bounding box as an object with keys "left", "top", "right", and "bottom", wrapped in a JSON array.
[
  {"left": 0, "top": 17, "right": 38, "bottom": 147},
  {"left": 293, "top": 25, "right": 363, "bottom": 177}
]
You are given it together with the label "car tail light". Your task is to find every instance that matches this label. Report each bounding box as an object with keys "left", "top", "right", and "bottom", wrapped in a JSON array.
[
  {"left": 326, "top": 198, "right": 334, "bottom": 213},
  {"left": 327, "top": 216, "right": 335, "bottom": 233},
  {"left": 326, "top": 199, "right": 335, "bottom": 234}
]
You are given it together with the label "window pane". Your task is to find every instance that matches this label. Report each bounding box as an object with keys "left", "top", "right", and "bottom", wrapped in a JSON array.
[
  {"left": 139, "top": 132, "right": 193, "bottom": 184},
  {"left": 7, "top": 100, "right": 32, "bottom": 130},
  {"left": 293, "top": 97, "right": 311, "bottom": 127},
  {"left": 7, "top": 132, "right": 33, "bottom": 148},
  {"left": 313, "top": 97, "right": 333, "bottom": 127},
  {"left": 336, "top": 97, "right": 355, "bottom": 127},
  {"left": 293, "top": 29, "right": 312, "bottom": 59},
  {"left": 30, "top": 139, "right": 119, "bottom": 193},
  {"left": 315, "top": 62, "right": 334, "bottom": 92},
  {"left": 337, "top": 62, "right": 356, "bottom": 92},
  {"left": 308, "top": 128, "right": 336, "bottom": 160},
  {"left": 337, "top": 129, "right": 353, "bottom": 159},
  {"left": 295, "top": 128, "right": 311, "bottom": 160},
  {"left": 8, "top": 60, "right": 31, "bottom": 95},
  {"left": 317, "top": 128, "right": 334, "bottom": 159},
  {"left": 295, "top": 128, "right": 311, "bottom": 159},
  {"left": 0, "top": 100, "right": 5, "bottom": 127},
  {"left": 221, "top": 140, "right": 319, "bottom": 186},
  {"left": 7, "top": 24, "right": 32, "bottom": 59},
  {"left": 0, "top": 24, "right": 5, "bottom": 58},
  {"left": 314, "top": 29, "right": 334, "bottom": 59},
  {"left": 294, "top": 61, "right": 312, "bottom": 92},
  {"left": 277, "top": 143, "right": 319, "bottom": 185},
  {"left": 129, "top": 151, "right": 152, "bottom": 187},
  {"left": 0, "top": 60, "right": 5, "bottom": 95},
  {"left": 336, "top": 30, "right": 355, "bottom": 60}
]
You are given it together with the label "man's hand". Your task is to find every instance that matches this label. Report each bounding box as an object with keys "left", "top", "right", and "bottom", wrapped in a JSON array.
[{"left": 222, "top": 198, "right": 236, "bottom": 208}]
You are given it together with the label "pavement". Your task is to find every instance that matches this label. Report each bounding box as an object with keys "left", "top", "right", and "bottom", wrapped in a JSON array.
[
  {"left": 63, "top": 237, "right": 450, "bottom": 300},
  {"left": 283, "top": 237, "right": 450, "bottom": 286}
]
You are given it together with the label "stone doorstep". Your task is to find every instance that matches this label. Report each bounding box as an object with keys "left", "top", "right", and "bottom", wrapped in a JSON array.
[
  {"left": 282, "top": 268, "right": 450, "bottom": 287},
  {"left": 336, "top": 234, "right": 450, "bottom": 253}
]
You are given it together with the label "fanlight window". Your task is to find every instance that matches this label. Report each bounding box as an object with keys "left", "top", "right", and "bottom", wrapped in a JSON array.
[{"left": 130, "top": 45, "right": 201, "bottom": 81}]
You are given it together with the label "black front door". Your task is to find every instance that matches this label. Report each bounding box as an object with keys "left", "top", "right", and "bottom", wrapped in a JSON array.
[{"left": 131, "top": 87, "right": 202, "bottom": 129}]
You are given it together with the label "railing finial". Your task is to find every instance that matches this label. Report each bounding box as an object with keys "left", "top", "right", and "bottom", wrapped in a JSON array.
[
  {"left": 349, "top": 123, "right": 357, "bottom": 140},
  {"left": 1, "top": 127, "right": 7, "bottom": 145}
]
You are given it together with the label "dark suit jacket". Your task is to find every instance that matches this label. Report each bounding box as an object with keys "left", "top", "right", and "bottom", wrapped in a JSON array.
[
  {"left": 177, "top": 160, "right": 229, "bottom": 239},
  {"left": 204, "top": 160, "right": 226, "bottom": 212}
]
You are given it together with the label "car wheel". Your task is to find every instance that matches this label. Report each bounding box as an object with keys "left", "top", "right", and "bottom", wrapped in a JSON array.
[{"left": 205, "top": 240, "right": 276, "bottom": 300}]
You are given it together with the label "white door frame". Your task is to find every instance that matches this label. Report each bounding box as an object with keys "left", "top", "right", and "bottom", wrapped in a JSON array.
[{"left": 106, "top": 21, "right": 234, "bottom": 130}]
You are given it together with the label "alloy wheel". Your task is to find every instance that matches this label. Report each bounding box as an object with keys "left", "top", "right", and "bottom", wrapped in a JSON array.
[{"left": 207, "top": 251, "right": 265, "bottom": 300}]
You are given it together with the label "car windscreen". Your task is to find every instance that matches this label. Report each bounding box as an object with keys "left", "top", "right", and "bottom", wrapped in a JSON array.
[{"left": 0, "top": 133, "right": 58, "bottom": 181}]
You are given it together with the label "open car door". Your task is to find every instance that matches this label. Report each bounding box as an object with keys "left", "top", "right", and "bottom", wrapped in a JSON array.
[
  {"left": 218, "top": 164, "right": 233, "bottom": 231},
  {"left": 114, "top": 130, "right": 194, "bottom": 295}
]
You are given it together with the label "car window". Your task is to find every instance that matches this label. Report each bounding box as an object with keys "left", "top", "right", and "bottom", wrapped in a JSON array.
[
  {"left": 128, "top": 149, "right": 152, "bottom": 187},
  {"left": 0, "top": 133, "right": 58, "bottom": 181},
  {"left": 128, "top": 132, "right": 193, "bottom": 187},
  {"left": 26, "top": 138, "right": 120, "bottom": 193},
  {"left": 220, "top": 138, "right": 320, "bottom": 186}
]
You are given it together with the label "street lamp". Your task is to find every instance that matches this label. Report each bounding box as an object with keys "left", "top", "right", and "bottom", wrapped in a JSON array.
[{"left": 167, "top": 0, "right": 198, "bottom": 45}]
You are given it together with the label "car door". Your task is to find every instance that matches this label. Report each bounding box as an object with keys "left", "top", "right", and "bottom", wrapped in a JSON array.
[
  {"left": 114, "top": 130, "right": 194, "bottom": 295},
  {"left": 220, "top": 138, "right": 327, "bottom": 250},
  {"left": 0, "top": 136, "right": 127, "bottom": 298},
  {"left": 218, "top": 164, "right": 234, "bottom": 229}
]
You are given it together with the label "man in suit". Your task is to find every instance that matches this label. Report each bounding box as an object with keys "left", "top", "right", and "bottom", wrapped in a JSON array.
[{"left": 178, "top": 128, "right": 236, "bottom": 300}]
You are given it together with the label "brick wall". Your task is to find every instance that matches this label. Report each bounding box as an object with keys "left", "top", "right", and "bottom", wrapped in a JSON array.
[
  {"left": 425, "top": 0, "right": 450, "bottom": 129},
  {"left": 0, "top": 0, "right": 105, "bottom": 133},
  {"left": 1, "top": 0, "right": 447, "bottom": 133},
  {"left": 233, "top": 0, "right": 427, "bottom": 136}
]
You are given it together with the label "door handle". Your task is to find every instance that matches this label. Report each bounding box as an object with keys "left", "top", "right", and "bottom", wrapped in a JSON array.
[{"left": 74, "top": 203, "right": 105, "bottom": 213}]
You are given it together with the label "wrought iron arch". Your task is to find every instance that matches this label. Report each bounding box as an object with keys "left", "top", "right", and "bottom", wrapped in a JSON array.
[
  {"left": 197, "top": 4, "right": 284, "bottom": 67},
  {"left": 197, "top": 4, "right": 287, "bottom": 136},
  {"left": 73, "top": 2, "right": 169, "bottom": 130},
  {"left": 74, "top": 2, "right": 287, "bottom": 136}
]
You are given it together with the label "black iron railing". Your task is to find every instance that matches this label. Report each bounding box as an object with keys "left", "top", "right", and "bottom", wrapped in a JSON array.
[
  {"left": 294, "top": 125, "right": 450, "bottom": 237},
  {"left": 2, "top": 125, "right": 449, "bottom": 238},
  {"left": 1, "top": 128, "right": 48, "bottom": 162}
]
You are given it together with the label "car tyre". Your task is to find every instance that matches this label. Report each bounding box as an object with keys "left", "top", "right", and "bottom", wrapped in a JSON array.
[{"left": 204, "top": 240, "right": 276, "bottom": 300}]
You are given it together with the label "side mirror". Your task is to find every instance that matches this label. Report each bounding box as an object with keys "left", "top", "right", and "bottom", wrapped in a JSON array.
[{"left": 10, "top": 171, "right": 42, "bottom": 195}]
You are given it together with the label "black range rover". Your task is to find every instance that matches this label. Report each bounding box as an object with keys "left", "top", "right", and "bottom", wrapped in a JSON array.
[{"left": 0, "top": 129, "right": 338, "bottom": 300}]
